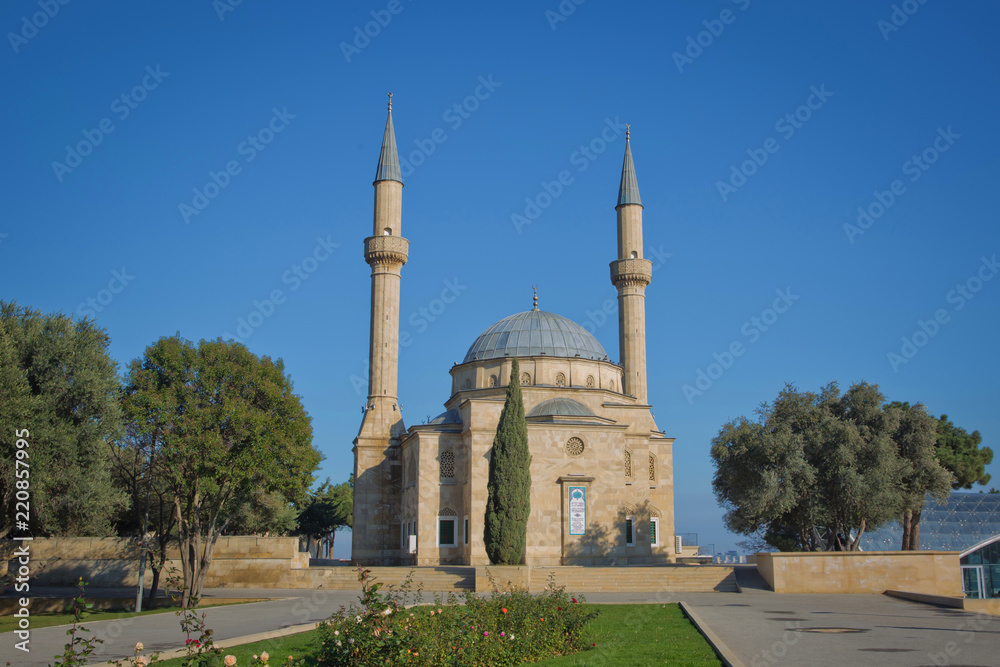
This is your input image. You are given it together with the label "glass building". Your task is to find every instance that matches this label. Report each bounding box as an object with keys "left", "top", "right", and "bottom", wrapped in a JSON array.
[
  {"left": 859, "top": 492, "right": 1000, "bottom": 552},
  {"left": 960, "top": 536, "right": 1000, "bottom": 599}
]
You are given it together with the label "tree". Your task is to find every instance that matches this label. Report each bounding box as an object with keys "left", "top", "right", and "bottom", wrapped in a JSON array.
[
  {"left": 297, "top": 477, "right": 353, "bottom": 558},
  {"left": 712, "top": 382, "right": 912, "bottom": 552},
  {"left": 122, "top": 334, "right": 321, "bottom": 608},
  {"left": 108, "top": 419, "right": 177, "bottom": 609},
  {"left": 884, "top": 402, "right": 954, "bottom": 550},
  {"left": 0, "top": 301, "right": 126, "bottom": 538},
  {"left": 935, "top": 414, "right": 992, "bottom": 489},
  {"left": 484, "top": 358, "right": 532, "bottom": 565}
]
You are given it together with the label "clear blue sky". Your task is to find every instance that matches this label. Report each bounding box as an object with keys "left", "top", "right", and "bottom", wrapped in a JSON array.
[{"left": 3, "top": 1, "right": 998, "bottom": 558}]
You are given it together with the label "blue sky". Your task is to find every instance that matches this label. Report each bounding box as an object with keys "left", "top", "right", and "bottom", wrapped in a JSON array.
[{"left": 3, "top": 1, "right": 998, "bottom": 558}]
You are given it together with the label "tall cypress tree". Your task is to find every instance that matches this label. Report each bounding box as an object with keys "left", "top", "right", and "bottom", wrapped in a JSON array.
[{"left": 484, "top": 358, "right": 532, "bottom": 564}]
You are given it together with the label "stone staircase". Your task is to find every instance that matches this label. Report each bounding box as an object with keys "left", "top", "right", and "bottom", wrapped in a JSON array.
[
  {"left": 309, "top": 566, "right": 476, "bottom": 592},
  {"left": 529, "top": 565, "right": 738, "bottom": 593},
  {"left": 304, "top": 564, "right": 737, "bottom": 593}
]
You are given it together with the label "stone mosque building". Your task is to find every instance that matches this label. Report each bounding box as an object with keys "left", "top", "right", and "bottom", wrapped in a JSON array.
[{"left": 353, "top": 98, "right": 676, "bottom": 566}]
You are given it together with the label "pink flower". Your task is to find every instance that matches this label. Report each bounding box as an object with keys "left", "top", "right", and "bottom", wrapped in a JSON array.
[
  {"left": 483, "top": 631, "right": 489, "bottom": 637},
  {"left": 224, "top": 656, "right": 237, "bottom": 667},
  {"left": 500, "top": 631, "right": 505, "bottom": 637},
  {"left": 135, "top": 658, "right": 148, "bottom": 667},
  {"left": 134, "top": 643, "right": 144, "bottom": 652}
]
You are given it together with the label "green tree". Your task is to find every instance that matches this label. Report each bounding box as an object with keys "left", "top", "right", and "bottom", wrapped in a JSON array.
[
  {"left": 122, "top": 334, "right": 321, "bottom": 607},
  {"left": 0, "top": 301, "right": 126, "bottom": 538},
  {"left": 712, "top": 382, "right": 910, "bottom": 552},
  {"left": 484, "top": 358, "right": 532, "bottom": 565},
  {"left": 108, "top": 420, "right": 177, "bottom": 609},
  {"left": 935, "top": 414, "right": 992, "bottom": 489},
  {"left": 884, "top": 402, "right": 954, "bottom": 550},
  {"left": 297, "top": 477, "right": 353, "bottom": 558}
]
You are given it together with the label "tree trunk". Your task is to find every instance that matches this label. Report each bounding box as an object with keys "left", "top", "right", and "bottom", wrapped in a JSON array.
[
  {"left": 911, "top": 508, "right": 922, "bottom": 550},
  {"left": 146, "top": 563, "right": 161, "bottom": 610},
  {"left": 901, "top": 509, "right": 913, "bottom": 550}
]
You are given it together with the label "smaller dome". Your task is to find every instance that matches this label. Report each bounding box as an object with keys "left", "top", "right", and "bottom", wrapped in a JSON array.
[
  {"left": 527, "top": 398, "right": 595, "bottom": 418},
  {"left": 429, "top": 409, "right": 462, "bottom": 425}
]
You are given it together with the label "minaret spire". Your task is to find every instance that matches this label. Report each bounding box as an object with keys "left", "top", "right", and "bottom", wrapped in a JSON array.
[
  {"left": 375, "top": 93, "right": 402, "bottom": 184},
  {"left": 610, "top": 127, "right": 652, "bottom": 403},
  {"left": 617, "top": 125, "right": 642, "bottom": 207}
]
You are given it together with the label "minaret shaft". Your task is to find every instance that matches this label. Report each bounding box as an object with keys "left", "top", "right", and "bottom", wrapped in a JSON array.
[
  {"left": 611, "top": 132, "right": 651, "bottom": 403},
  {"left": 354, "top": 100, "right": 407, "bottom": 566}
]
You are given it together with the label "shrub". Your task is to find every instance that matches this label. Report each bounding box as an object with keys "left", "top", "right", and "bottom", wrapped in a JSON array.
[{"left": 315, "top": 568, "right": 598, "bottom": 666}]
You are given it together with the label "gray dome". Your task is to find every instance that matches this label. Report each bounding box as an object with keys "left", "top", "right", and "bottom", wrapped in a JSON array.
[
  {"left": 429, "top": 409, "right": 462, "bottom": 425},
  {"left": 527, "top": 398, "right": 595, "bottom": 418},
  {"left": 463, "top": 310, "right": 609, "bottom": 363}
]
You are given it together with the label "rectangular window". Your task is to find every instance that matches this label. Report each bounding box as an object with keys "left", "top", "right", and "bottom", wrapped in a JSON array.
[
  {"left": 625, "top": 516, "right": 635, "bottom": 547},
  {"left": 650, "top": 518, "right": 659, "bottom": 547},
  {"left": 464, "top": 517, "right": 469, "bottom": 545},
  {"left": 438, "top": 517, "right": 457, "bottom": 547}
]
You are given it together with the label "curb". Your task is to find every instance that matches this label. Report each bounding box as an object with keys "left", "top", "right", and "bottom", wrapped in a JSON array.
[
  {"left": 89, "top": 622, "right": 319, "bottom": 667},
  {"left": 679, "top": 601, "right": 745, "bottom": 667}
]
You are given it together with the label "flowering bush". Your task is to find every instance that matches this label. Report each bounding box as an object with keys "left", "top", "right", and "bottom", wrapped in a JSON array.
[{"left": 315, "top": 567, "right": 598, "bottom": 666}]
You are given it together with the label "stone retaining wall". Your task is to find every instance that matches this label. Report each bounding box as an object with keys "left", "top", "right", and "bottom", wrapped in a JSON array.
[{"left": 755, "top": 550, "right": 962, "bottom": 596}]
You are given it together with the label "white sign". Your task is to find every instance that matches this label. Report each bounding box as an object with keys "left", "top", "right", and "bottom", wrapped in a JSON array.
[{"left": 569, "top": 486, "right": 586, "bottom": 536}]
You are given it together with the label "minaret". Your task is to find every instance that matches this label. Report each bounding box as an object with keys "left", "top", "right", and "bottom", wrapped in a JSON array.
[
  {"left": 353, "top": 94, "right": 408, "bottom": 565},
  {"left": 610, "top": 127, "right": 652, "bottom": 403}
]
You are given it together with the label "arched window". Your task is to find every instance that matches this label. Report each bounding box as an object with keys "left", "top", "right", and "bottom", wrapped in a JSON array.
[
  {"left": 383, "top": 227, "right": 392, "bottom": 235},
  {"left": 630, "top": 250, "right": 638, "bottom": 258},
  {"left": 489, "top": 374, "right": 497, "bottom": 387},
  {"left": 624, "top": 450, "right": 632, "bottom": 479},
  {"left": 520, "top": 372, "right": 531, "bottom": 386},
  {"left": 585, "top": 375, "right": 595, "bottom": 388},
  {"left": 555, "top": 372, "right": 566, "bottom": 387},
  {"left": 649, "top": 454, "right": 656, "bottom": 482},
  {"left": 463, "top": 378, "right": 472, "bottom": 390},
  {"left": 440, "top": 451, "right": 455, "bottom": 479}
]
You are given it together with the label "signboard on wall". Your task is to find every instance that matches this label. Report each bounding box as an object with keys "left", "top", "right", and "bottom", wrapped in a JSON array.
[{"left": 568, "top": 486, "right": 586, "bottom": 536}]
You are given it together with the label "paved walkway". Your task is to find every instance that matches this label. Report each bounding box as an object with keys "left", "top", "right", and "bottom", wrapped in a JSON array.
[{"left": 3, "top": 572, "right": 999, "bottom": 666}]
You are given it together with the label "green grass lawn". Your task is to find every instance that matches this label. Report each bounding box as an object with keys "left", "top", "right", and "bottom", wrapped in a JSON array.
[
  {"left": 144, "top": 603, "right": 721, "bottom": 667},
  {"left": 0, "top": 599, "right": 265, "bottom": 633},
  {"left": 537, "top": 604, "right": 722, "bottom": 666}
]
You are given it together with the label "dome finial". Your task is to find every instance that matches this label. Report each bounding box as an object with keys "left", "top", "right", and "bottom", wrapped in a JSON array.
[
  {"left": 388, "top": 92, "right": 392, "bottom": 112},
  {"left": 532, "top": 285, "right": 538, "bottom": 310},
  {"left": 626, "top": 124, "right": 630, "bottom": 141}
]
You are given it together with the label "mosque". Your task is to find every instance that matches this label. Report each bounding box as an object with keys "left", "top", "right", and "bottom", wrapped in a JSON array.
[{"left": 352, "top": 98, "right": 676, "bottom": 566}]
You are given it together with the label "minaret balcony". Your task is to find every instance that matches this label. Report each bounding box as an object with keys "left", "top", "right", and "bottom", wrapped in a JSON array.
[
  {"left": 365, "top": 235, "right": 409, "bottom": 267},
  {"left": 610, "top": 258, "right": 652, "bottom": 287}
]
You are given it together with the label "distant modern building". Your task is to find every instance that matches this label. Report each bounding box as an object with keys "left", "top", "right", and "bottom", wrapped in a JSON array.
[
  {"left": 351, "top": 98, "right": 676, "bottom": 566},
  {"left": 860, "top": 492, "right": 1000, "bottom": 599}
]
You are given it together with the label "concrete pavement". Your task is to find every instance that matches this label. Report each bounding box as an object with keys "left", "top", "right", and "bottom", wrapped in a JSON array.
[{"left": 3, "top": 571, "right": 999, "bottom": 666}]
